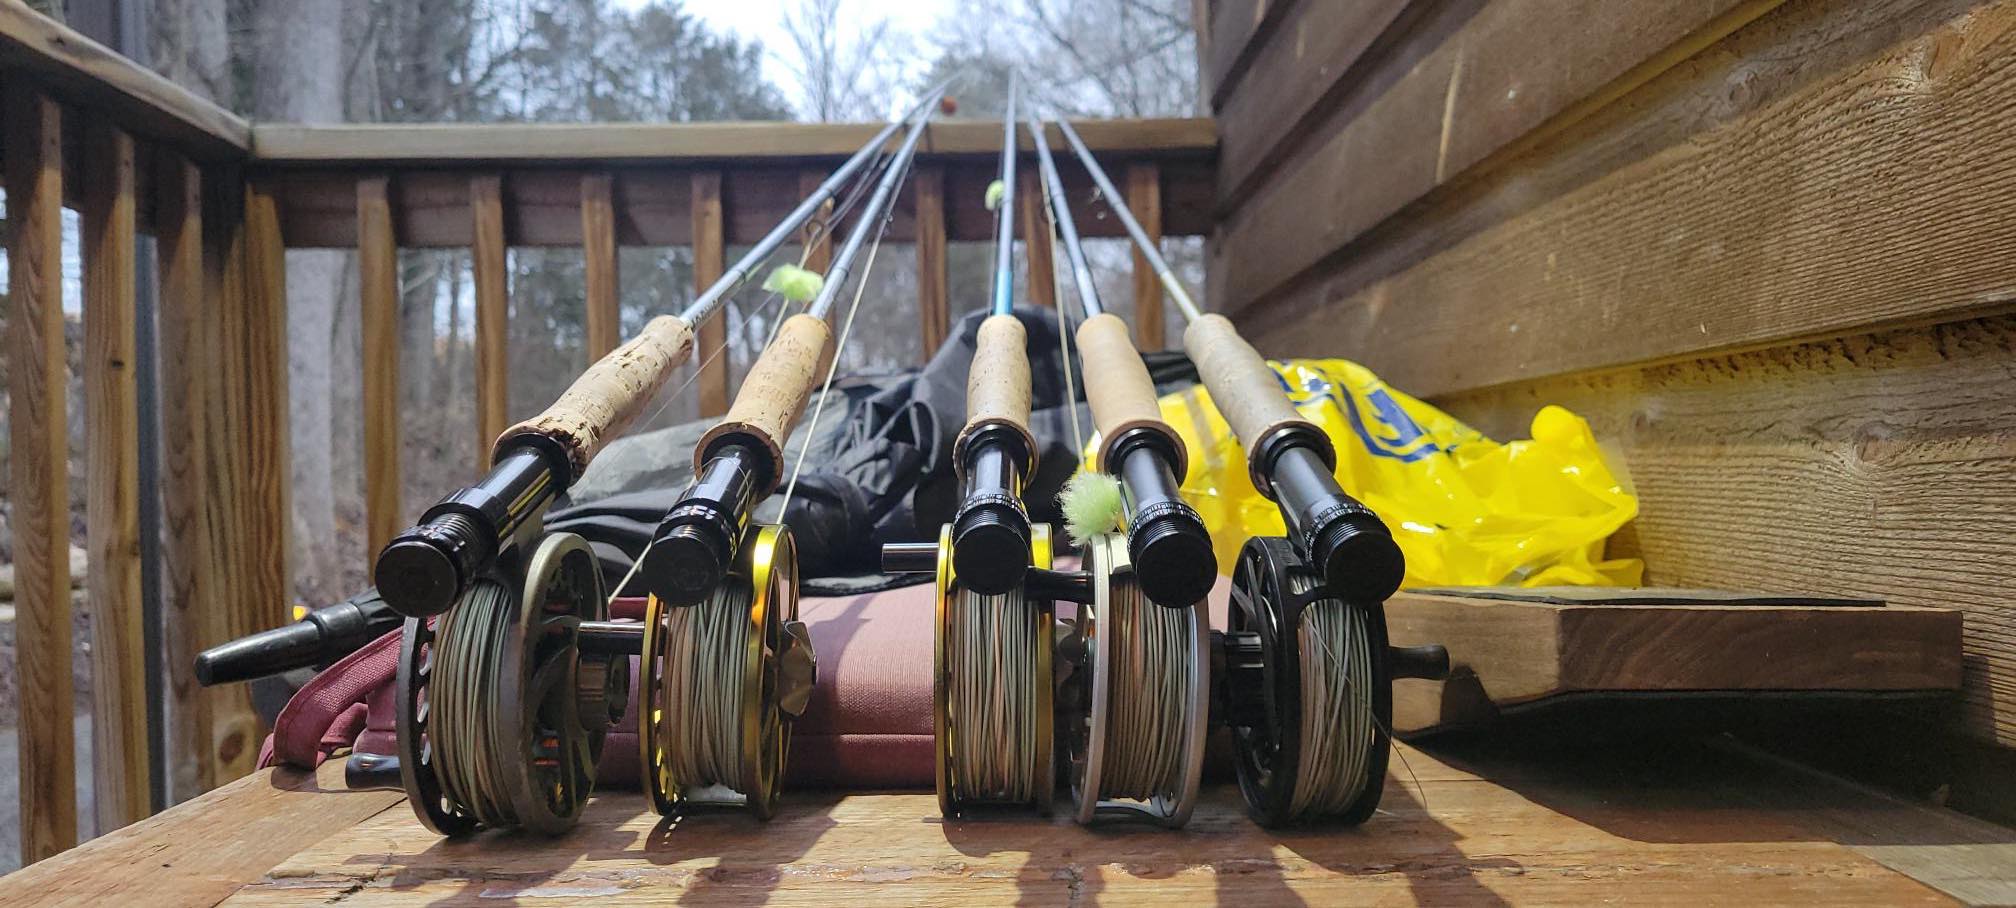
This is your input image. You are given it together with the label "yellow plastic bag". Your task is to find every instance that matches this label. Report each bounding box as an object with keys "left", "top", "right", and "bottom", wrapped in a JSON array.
[{"left": 1142, "top": 358, "right": 1641, "bottom": 588}]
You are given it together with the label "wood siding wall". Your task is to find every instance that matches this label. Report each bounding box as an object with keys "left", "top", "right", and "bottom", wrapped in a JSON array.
[{"left": 1204, "top": 0, "right": 2016, "bottom": 779}]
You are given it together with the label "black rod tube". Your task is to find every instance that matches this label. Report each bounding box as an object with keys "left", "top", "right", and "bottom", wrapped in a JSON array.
[{"left": 194, "top": 588, "right": 403, "bottom": 686}]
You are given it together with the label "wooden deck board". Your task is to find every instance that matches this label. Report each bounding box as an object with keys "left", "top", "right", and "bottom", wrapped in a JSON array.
[{"left": 10, "top": 733, "right": 2012, "bottom": 906}]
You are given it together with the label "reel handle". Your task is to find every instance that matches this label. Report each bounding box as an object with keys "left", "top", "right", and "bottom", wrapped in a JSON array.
[
  {"left": 344, "top": 752, "right": 403, "bottom": 792},
  {"left": 194, "top": 588, "right": 401, "bottom": 686},
  {"left": 1390, "top": 643, "right": 1452, "bottom": 681}
]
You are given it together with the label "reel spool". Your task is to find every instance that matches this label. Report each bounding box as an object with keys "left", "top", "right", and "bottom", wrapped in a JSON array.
[
  {"left": 1223, "top": 536, "right": 1390, "bottom": 828},
  {"left": 640, "top": 524, "right": 815, "bottom": 820},
  {"left": 1061, "top": 534, "right": 1208, "bottom": 826},
  {"left": 934, "top": 524, "right": 1057, "bottom": 817},
  {"left": 396, "top": 531, "right": 623, "bottom": 836}
]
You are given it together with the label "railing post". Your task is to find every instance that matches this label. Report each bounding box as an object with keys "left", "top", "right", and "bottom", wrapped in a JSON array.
[
  {"left": 581, "top": 173, "right": 620, "bottom": 360},
  {"left": 7, "top": 83, "right": 77, "bottom": 863},
  {"left": 156, "top": 153, "right": 217, "bottom": 796},
  {"left": 471, "top": 174, "right": 509, "bottom": 471},
  {"left": 692, "top": 169, "right": 729, "bottom": 417},
  {"left": 358, "top": 175, "right": 401, "bottom": 554},
  {"left": 242, "top": 176, "right": 292, "bottom": 636},
  {"left": 915, "top": 165, "right": 949, "bottom": 360},
  {"left": 82, "top": 121, "right": 151, "bottom": 832},
  {"left": 1128, "top": 162, "right": 1164, "bottom": 350}
]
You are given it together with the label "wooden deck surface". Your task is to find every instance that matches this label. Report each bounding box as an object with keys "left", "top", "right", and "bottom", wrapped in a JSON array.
[{"left": 6, "top": 730, "right": 2014, "bottom": 906}]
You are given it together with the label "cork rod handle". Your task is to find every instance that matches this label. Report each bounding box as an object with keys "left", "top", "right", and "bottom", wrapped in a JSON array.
[
  {"left": 1077, "top": 313, "right": 1186, "bottom": 478},
  {"left": 695, "top": 312, "right": 833, "bottom": 493},
  {"left": 1183, "top": 314, "right": 1331, "bottom": 471},
  {"left": 495, "top": 314, "right": 695, "bottom": 480}
]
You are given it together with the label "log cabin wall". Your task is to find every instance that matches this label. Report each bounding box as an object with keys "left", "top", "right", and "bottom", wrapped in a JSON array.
[{"left": 1204, "top": 0, "right": 2016, "bottom": 814}]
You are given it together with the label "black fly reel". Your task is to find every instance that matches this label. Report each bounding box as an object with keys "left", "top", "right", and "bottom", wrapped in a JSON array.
[
  {"left": 1222, "top": 536, "right": 1452, "bottom": 828},
  {"left": 396, "top": 531, "right": 625, "bottom": 836}
]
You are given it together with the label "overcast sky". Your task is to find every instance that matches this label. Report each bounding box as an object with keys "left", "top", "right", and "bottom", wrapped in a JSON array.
[{"left": 614, "top": 0, "right": 957, "bottom": 116}]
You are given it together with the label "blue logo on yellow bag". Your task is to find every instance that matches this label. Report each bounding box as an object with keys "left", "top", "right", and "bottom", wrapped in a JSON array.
[{"left": 1278, "top": 368, "right": 1441, "bottom": 463}]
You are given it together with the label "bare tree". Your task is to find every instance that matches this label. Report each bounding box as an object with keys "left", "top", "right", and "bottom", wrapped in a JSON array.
[{"left": 778, "top": 0, "right": 910, "bottom": 122}]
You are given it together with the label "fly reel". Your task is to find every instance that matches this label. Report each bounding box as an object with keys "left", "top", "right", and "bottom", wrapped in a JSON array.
[
  {"left": 1222, "top": 536, "right": 1391, "bottom": 828},
  {"left": 932, "top": 523, "right": 1057, "bottom": 816},
  {"left": 640, "top": 524, "right": 815, "bottom": 820},
  {"left": 1060, "top": 534, "right": 1208, "bottom": 826},
  {"left": 396, "top": 531, "right": 623, "bottom": 836}
]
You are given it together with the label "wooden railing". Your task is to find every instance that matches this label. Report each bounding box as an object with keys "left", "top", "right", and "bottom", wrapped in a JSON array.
[{"left": 0, "top": 4, "right": 1215, "bottom": 865}]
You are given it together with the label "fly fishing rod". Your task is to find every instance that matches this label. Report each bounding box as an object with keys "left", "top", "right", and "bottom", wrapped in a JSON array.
[
  {"left": 373, "top": 92, "right": 946, "bottom": 838},
  {"left": 1053, "top": 119, "right": 1447, "bottom": 828},
  {"left": 881, "top": 81, "right": 1066, "bottom": 818},
  {"left": 1024, "top": 116, "right": 1212, "bottom": 827}
]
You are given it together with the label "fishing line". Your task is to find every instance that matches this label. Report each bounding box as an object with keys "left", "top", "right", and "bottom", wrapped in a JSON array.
[
  {"left": 1288, "top": 572, "right": 1377, "bottom": 819},
  {"left": 655, "top": 571, "right": 756, "bottom": 791},
  {"left": 948, "top": 582, "right": 1045, "bottom": 802},
  {"left": 427, "top": 579, "right": 518, "bottom": 826}
]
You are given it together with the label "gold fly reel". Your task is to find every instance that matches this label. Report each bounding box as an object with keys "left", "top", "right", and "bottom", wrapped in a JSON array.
[
  {"left": 1064, "top": 533, "right": 1209, "bottom": 827},
  {"left": 933, "top": 523, "right": 1056, "bottom": 817},
  {"left": 397, "top": 531, "right": 619, "bottom": 836},
  {"left": 640, "top": 524, "right": 815, "bottom": 819}
]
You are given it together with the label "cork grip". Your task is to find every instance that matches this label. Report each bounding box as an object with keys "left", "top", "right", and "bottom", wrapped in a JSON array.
[
  {"left": 696, "top": 312, "right": 832, "bottom": 491},
  {"left": 1076, "top": 313, "right": 1187, "bottom": 478},
  {"left": 960, "top": 314, "right": 1037, "bottom": 460},
  {"left": 495, "top": 314, "right": 694, "bottom": 480},
  {"left": 1183, "top": 314, "right": 1332, "bottom": 470}
]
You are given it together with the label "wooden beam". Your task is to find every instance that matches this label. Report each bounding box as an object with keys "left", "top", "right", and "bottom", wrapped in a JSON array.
[
  {"left": 358, "top": 176, "right": 401, "bottom": 553},
  {"left": 1240, "top": 0, "right": 2016, "bottom": 398},
  {"left": 240, "top": 178, "right": 291, "bottom": 636},
  {"left": 261, "top": 157, "right": 1216, "bottom": 248},
  {"left": 201, "top": 166, "right": 261, "bottom": 785},
  {"left": 6, "top": 84, "right": 75, "bottom": 863},
  {"left": 1215, "top": 0, "right": 1784, "bottom": 313},
  {"left": 1210, "top": 0, "right": 1409, "bottom": 200},
  {"left": 1204, "top": 0, "right": 1292, "bottom": 110},
  {"left": 1435, "top": 313, "right": 2016, "bottom": 747},
  {"left": 155, "top": 153, "right": 216, "bottom": 795},
  {"left": 1018, "top": 170, "right": 1055, "bottom": 309},
  {"left": 1127, "top": 163, "right": 1164, "bottom": 350},
  {"left": 0, "top": 3, "right": 249, "bottom": 159},
  {"left": 915, "top": 165, "right": 949, "bottom": 361},
  {"left": 581, "top": 173, "right": 620, "bottom": 360},
  {"left": 799, "top": 168, "right": 833, "bottom": 272},
  {"left": 471, "top": 174, "right": 509, "bottom": 470},
  {"left": 1385, "top": 589, "right": 1963, "bottom": 735},
  {"left": 249, "top": 118, "right": 1216, "bottom": 166},
  {"left": 692, "top": 170, "right": 729, "bottom": 418},
  {"left": 81, "top": 122, "right": 150, "bottom": 832}
]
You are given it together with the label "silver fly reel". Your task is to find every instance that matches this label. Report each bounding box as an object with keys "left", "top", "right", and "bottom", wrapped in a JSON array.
[
  {"left": 1061, "top": 534, "right": 1209, "bottom": 827},
  {"left": 396, "top": 531, "right": 623, "bottom": 836}
]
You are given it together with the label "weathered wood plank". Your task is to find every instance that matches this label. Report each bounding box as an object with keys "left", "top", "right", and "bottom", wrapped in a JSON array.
[
  {"left": 261, "top": 156, "right": 1215, "bottom": 248},
  {"left": 155, "top": 153, "right": 218, "bottom": 796},
  {"left": 1204, "top": 0, "right": 1289, "bottom": 109},
  {"left": 6, "top": 84, "right": 76, "bottom": 864},
  {"left": 0, "top": 3, "right": 249, "bottom": 159},
  {"left": 241, "top": 178, "right": 293, "bottom": 634},
  {"left": 217, "top": 744, "right": 1964, "bottom": 906},
  {"left": 471, "top": 174, "right": 509, "bottom": 469},
  {"left": 1385, "top": 589, "right": 1963, "bottom": 735},
  {"left": 358, "top": 176, "right": 402, "bottom": 553},
  {"left": 581, "top": 173, "right": 620, "bottom": 360},
  {"left": 0, "top": 762, "right": 403, "bottom": 906},
  {"left": 81, "top": 122, "right": 150, "bottom": 833},
  {"left": 1018, "top": 170, "right": 1056, "bottom": 309},
  {"left": 1433, "top": 314, "right": 2016, "bottom": 748},
  {"left": 249, "top": 118, "right": 1215, "bottom": 166},
  {"left": 692, "top": 170, "right": 729, "bottom": 418},
  {"left": 1240, "top": 0, "right": 2016, "bottom": 399},
  {"left": 915, "top": 165, "right": 950, "bottom": 361},
  {"left": 201, "top": 166, "right": 264, "bottom": 785},
  {"left": 1210, "top": 0, "right": 1410, "bottom": 201},
  {"left": 1216, "top": 0, "right": 1782, "bottom": 314},
  {"left": 1128, "top": 162, "right": 1164, "bottom": 350}
]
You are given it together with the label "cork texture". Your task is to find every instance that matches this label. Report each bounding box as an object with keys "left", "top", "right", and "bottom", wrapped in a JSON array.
[
  {"left": 496, "top": 314, "right": 694, "bottom": 479},
  {"left": 1183, "top": 314, "right": 1322, "bottom": 472},
  {"left": 1077, "top": 313, "right": 1186, "bottom": 478},
  {"left": 696, "top": 312, "right": 832, "bottom": 490}
]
